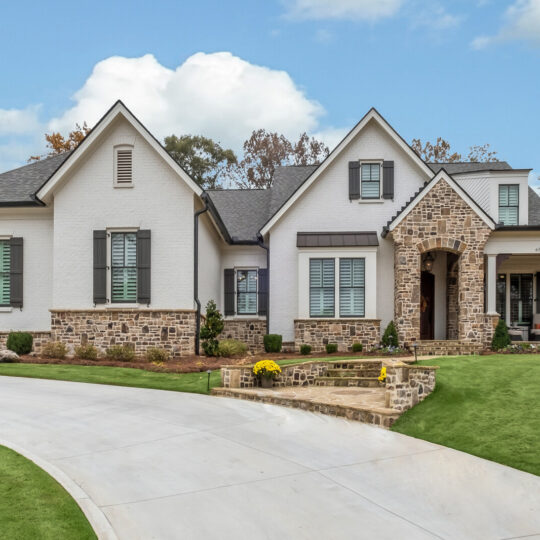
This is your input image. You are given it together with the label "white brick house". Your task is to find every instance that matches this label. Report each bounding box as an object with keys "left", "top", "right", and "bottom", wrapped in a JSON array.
[{"left": 0, "top": 101, "right": 538, "bottom": 355}]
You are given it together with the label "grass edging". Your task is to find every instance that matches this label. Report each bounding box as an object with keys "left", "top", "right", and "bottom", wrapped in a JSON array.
[{"left": 0, "top": 439, "right": 115, "bottom": 539}]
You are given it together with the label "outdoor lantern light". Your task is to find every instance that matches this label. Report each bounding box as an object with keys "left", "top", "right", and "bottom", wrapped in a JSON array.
[
  {"left": 423, "top": 252, "right": 435, "bottom": 272},
  {"left": 206, "top": 369, "right": 212, "bottom": 392},
  {"left": 413, "top": 342, "right": 418, "bottom": 363}
]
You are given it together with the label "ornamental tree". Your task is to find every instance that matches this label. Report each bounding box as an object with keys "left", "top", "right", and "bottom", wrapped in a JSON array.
[
  {"left": 200, "top": 300, "right": 224, "bottom": 357},
  {"left": 381, "top": 320, "right": 399, "bottom": 348},
  {"left": 492, "top": 319, "right": 511, "bottom": 351}
]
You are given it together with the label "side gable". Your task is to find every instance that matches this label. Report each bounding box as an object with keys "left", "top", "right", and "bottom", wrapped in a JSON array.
[
  {"left": 259, "top": 108, "right": 434, "bottom": 236},
  {"left": 383, "top": 169, "right": 497, "bottom": 237},
  {"left": 37, "top": 100, "right": 202, "bottom": 203}
]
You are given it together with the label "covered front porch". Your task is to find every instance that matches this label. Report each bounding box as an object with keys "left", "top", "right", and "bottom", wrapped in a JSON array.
[{"left": 485, "top": 231, "right": 540, "bottom": 343}]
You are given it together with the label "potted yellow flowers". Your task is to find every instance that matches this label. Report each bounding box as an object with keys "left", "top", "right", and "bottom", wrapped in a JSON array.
[
  {"left": 253, "top": 360, "right": 281, "bottom": 388},
  {"left": 378, "top": 367, "right": 387, "bottom": 385}
]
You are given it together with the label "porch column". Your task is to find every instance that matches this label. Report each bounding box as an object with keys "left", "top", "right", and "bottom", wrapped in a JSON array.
[{"left": 486, "top": 254, "right": 497, "bottom": 314}]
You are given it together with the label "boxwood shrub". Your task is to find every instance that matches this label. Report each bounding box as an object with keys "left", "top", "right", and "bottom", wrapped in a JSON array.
[
  {"left": 299, "top": 344, "right": 312, "bottom": 355},
  {"left": 6, "top": 332, "right": 33, "bottom": 355},
  {"left": 263, "top": 334, "right": 282, "bottom": 353},
  {"left": 326, "top": 343, "right": 338, "bottom": 354},
  {"left": 351, "top": 342, "right": 363, "bottom": 353}
]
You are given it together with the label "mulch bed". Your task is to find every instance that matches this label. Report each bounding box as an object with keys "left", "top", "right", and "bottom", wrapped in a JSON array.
[{"left": 17, "top": 350, "right": 412, "bottom": 374}]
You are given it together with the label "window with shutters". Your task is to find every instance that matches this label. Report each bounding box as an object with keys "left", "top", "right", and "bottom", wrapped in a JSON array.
[
  {"left": 499, "top": 185, "right": 519, "bottom": 225},
  {"left": 310, "top": 259, "right": 335, "bottom": 317},
  {"left": 0, "top": 240, "right": 10, "bottom": 306},
  {"left": 114, "top": 146, "right": 133, "bottom": 187},
  {"left": 111, "top": 232, "right": 137, "bottom": 303},
  {"left": 361, "top": 163, "right": 381, "bottom": 199},
  {"left": 237, "top": 269, "right": 257, "bottom": 315},
  {"left": 339, "top": 258, "right": 365, "bottom": 317}
]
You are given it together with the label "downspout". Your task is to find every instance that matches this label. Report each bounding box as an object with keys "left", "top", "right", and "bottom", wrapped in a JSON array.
[
  {"left": 257, "top": 233, "right": 270, "bottom": 333},
  {"left": 194, "top": 193, "right": 209, "bottom": 355}
]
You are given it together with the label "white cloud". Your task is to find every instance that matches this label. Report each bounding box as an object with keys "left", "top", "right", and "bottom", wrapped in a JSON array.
[
  {"left": 282, "top": 0, "right": 403, "bottom": 21},
  {"left": 412, "top": 4, "right": 461, "bottom": 31},
  {"left": 50, "top": 52, "right": 325, "bottom": 150},
  {"left": 0, "top": 105, "right": 41, "bottom": 136},
  {"left": 471, "top": 0, "right": 540, "bottom": 48}
]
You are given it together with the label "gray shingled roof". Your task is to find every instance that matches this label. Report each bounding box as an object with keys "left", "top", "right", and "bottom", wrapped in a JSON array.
[
  {"left": 427, "top": 162, "right": 512, "bottom": 174},
  {"left": 207, "top": 165, "right": 315, "bottom": 242},
  {"left": 529, "top": 186, "right": 540, "bottom": 225},
  {"left": 0, "top": 152, "right": 72, "bottom": 204}
]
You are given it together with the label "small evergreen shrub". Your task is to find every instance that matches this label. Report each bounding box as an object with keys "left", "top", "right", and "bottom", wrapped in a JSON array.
[
  {"left": 264, "top": 334, "right": 282, "bottom": 353},
  {"left": 200, "top": 300, "right": 224, "bottom": 357},
  {"left": 146, "top": 347, "right": 170, "bottom": 363},
  {"left": 106, "top": 345, "right": 135, "bottom": 362},
  {"left": 492, "top": 319, "right": 511, "bottom": 351},
  {"left": 42, "top": 341, "right": 67, "bottom": 359},
  {"left": 6, "top": 331, "right": 33, "bottom": 355},
  {"left": 300, "top": 344, "right": 312, "bottom": 355},
  {"left": 382, "top": 321, "right": 399, "bottom": 348},
  {"left": 326, "top": 343, "right": 338, "bottom": 354},
  {"left": 75, "top": 344, "right": 98, "bottom": 360},
  {"left": 351, "top": 342, "right": 363, "bottom": 353},
  {"left": 218, "top": 339, "right": 248, "bottom": 357}
]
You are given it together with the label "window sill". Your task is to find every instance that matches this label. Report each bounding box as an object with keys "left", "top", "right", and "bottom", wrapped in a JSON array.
[
  {"left": 113, "top": 184, "right": 134, "bottom": 189},
  {"left": 106, "top": 303, "right": 140, "bottom": 309},
  {"left": 225, "top": 315, "right": 265, "bottom": 320},
  {"left": 0, "top": 307, "right": 12, "bottom": 313},
  {"left": 358, "top": 199, "right": 385, "bottom": 204}
]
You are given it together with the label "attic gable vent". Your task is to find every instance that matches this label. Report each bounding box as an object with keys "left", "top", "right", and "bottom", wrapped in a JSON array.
[{"left": 115, "top": 146, "right": 133, "bottom": 186}]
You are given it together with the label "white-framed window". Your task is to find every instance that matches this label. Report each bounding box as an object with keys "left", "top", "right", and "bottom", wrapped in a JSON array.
[
  {"left": 309, "top": 259, "right": 335, "bottom": 317},
  {"left": 499, "top": 184, "right": 519, "bottom": 225},
  {"left": 108, "top": 230, "right": 137, "bottom": 303},
  {"left": 114, "top": 145, "right": 133, "bottom": 187},
  {"left": 361, "top": 162, "right": 381, "bottom": 199},
  {"left": 236, "top": 269, "right": 258, "bottom": 315},
  {"left": 339, "top": 258, "right": 365, "bottom": 317}
]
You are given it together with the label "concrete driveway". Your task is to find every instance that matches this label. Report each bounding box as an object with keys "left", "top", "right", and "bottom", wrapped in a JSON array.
[{"left": 0, "top": 376, "right": 539, "bottom": 540}]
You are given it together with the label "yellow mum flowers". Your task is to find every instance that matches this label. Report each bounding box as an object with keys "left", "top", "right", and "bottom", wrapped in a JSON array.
[
  {"left": 378, "top": 367, "right": 387, "bottom": 382},
  {"left": 253, "top": 360, "right": 282, "bottom": 379}
]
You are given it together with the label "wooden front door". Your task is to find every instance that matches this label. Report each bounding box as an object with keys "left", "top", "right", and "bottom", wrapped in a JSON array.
[{"left": 420, "top": 271, "right": 435, "bottom": 340}]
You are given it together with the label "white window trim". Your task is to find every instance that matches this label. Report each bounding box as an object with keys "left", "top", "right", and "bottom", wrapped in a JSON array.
[
  {"left": 234, "top": 267, "right": 259, "bottom": 317},
  {"left": 359, "top": 160, "right": 383, "bottom": 201},
  {"left": 298, "top": 248, "right": 377, "bottom": 320},
  {"left": 106, "top": 228, "right": 139, "bottom": 307},
  {"left": 113, "top": 144, "right": 134, "bottom": 188}
]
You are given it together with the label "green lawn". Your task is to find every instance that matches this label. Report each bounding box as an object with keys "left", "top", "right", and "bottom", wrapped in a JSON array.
[
  {"left": 0, "top": 446, "right": 96, "bottom": 539},
  {"left": 392, "top": 354, "right": 540, "bottom": 476}
]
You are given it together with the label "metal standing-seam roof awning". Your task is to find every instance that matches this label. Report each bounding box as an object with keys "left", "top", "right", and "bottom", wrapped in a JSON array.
[{"left": 296, "top": 231, "right": 379, "bottom": 248}]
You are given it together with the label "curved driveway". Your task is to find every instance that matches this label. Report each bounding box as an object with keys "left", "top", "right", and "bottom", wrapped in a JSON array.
[{"left": 0, "top": 376, "right": 539, "bottom": 540}]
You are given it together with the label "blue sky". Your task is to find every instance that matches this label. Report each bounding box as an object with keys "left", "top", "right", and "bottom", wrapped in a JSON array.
[{"left": 0, "top": 0, "right": 539, "bottom": 190}]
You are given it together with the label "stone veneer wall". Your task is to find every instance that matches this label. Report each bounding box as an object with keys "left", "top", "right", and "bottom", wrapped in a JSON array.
[
  {"left": 392, "top": 178, "right": 492, "bottom": 346},
  {"left": 50, "top": 309, "right": 196, "bottom": 357},
  {"left": 294, "top": 319, "right": 381, "bottom": 352},
  {"left": 385, "top": 364, "right": 438, "bottom": 412},
  {"left": 483, "top": 313, "right": 499, "bottom": 348},
  {"left": 222, "top": 319, "right": 266, "bottom": 352},
  {"left": 221, "top": 361, "right": 330, "bottom": 389},
  {"left": 0, "top": 331, "right": 51, "bottom": 355}
]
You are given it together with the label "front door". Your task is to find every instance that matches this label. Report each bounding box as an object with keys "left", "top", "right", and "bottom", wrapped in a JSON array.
[{"left": 420, "top": 271, "right": 435, "bottom": 340}]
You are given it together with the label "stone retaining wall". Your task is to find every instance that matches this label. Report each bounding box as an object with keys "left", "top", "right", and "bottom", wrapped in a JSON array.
[
  {"left": 294, "top": 319, "right": 381, "bottom": 352},
  {"left": 385, "top": 363, "right": 438, "bottom": 412},
  {"left": 221, "top": 361, "right": 330, "bottom": 389},
  {"left": 50, "top": 309, "right": 196, "bottom": 357},
  {"left": 0, "top": 331, "right": 51, "bottom": 355},
  {"left": 222, "top": 319, "right": 266, "bottom": 352}
]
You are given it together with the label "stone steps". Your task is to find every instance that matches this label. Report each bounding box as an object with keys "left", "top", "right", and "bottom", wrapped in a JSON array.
[
  {"left": 331, "top": 360, "right": 382, "bottom": 370},
  {"left": 315, "top": 377, "right": 381, "bottom": 388},
  {"left": 413, "top": 340, "right": 482, "bottom": 356},
  {"left": 326, "top": 368, "right": 381, "bottom": 378}
]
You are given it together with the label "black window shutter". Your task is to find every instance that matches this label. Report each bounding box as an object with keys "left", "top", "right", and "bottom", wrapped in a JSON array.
[
  {"left": 383, "top": 161, "right": 394, "bottom": 200},
  {"left": 224, "top": 268, "right": 235, "bottom": 316},
  {"left": 9, "top": 237, "right": 23, "bottom": 308},
  {"left": 258, "top": 268, "right": 268, "bottom": 316},
  {"left": 93, "top": 230, "right": 107, "bottom": 304},
  {"left": 349, "top": 161, "right": 360, "bottom": 200},
  {"left": 137, "top": 230, "right": 151, "bottom": 305},
  {"left": 537, "top": 273, "right": 540, "bottom": 314}
]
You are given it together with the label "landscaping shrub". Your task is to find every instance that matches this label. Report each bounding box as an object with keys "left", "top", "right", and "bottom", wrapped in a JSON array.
[
  {"left": 106, "top": 345, "right": 135, "bottom": 362},
  {"left": 492, "top": 319, "right": 511, "bottom": 351},
  {"left": 351, "top": 342, "right": 363, "bottom": 353},
  {"left": 146, "top": 347, "right": 170, "bottom": 363},
  {"left": 74, "top": 344, "right": 98, "bottom": 360},
  {"left": 300, "top": 344, "right": 312, "bottom": 355},
  {"left": 6, "top": 332, "right": 33, "bottom": 355},
  {"left": 218, "top": 339, "right": 247, "bottom": 357},
  {"left": 200, "top": 300, "right": 224, "bottom": 357},
  {"left": 326, "top": 343, "right": 338, "bottom": 354},
  {"left": 382, "top": 321, "right": 399, "bottom": 348},
  {"left": 42, "top": 341, "right": 67, "bottom": 359},
  {"left": 263, "top": 334, "right": 282, "bottom": 353}
]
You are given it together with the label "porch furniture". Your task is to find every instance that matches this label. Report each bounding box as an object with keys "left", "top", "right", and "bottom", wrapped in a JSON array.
[
  {"left": 531, "top": 314, "right": 540, "bottom": 342},
  {"left": 508, "top": 326, "right": 528, "bottom": 342}
]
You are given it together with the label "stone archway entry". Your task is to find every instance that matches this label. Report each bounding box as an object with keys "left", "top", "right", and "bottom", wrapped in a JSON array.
[{"left": 420, "top": 271, "right": 435, "bottom": 340}]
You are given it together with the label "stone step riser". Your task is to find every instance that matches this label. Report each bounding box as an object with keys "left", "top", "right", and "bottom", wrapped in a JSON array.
[
  {"left": 326, "top": 369, "right": 381, "bottom": 378},
  {"left": 331, "top": 362, "right": 382, "bottom": 370},
  {"left": 315, "top": 379, "right": 381, "bottom": 388}
]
